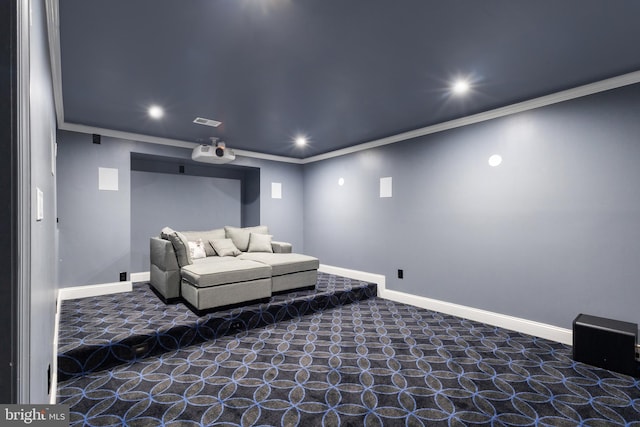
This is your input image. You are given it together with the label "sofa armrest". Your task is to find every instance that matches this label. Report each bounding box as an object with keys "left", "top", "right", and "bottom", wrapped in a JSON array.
[
  {"left": 150, "top": 237, "right": 181, "bottom": 300},
  {"left": 151, "top": 237, "right": 179, "bottom": 271},
  {"left": 271, "top": 241, "right": 292, "bottom": 254}
]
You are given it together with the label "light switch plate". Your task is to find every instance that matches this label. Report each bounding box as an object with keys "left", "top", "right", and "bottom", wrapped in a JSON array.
[
  {"left": 380, "top": 176, "right": 392, "bottom": 198},
  {"left": 36, "top": 187, "right": 44, "bottom": 221}
]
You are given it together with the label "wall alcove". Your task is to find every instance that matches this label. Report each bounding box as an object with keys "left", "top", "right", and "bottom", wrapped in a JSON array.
[{"left": 130, "top": 152, "right": 260, "bottom": 273}]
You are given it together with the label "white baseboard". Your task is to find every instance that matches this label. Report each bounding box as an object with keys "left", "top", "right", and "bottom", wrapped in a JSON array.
[
  {"left": 381, "top": 288, "right": 572, "bottom": 345},
  {"left": 319, "top": 264, "right": 572, "bottom": 345},
  {"left": 131, "top": 271, "right": 150, "bottom": 283},
  {"left": 48, "top": 266, "right": 570, "bottom": 404},
  {"left": 52, "top": 280, "right": 133, "bottom": 403},
  {"left": 58, "top": 281, "right": 132, "bottom": 301},
  {"left": 318, "top": 264, "right": 386, "bottom": 292}
]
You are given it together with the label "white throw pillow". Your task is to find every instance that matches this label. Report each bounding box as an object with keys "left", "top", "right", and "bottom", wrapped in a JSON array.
[
  {"left": 182, "top": 229, "right": 224, "bottom": 256},
  {"left": 247, "top": 232, "right": 273, "bottom": 253},
  {"left": 188, "top": 239, "right": 207, "bottom": 259}
]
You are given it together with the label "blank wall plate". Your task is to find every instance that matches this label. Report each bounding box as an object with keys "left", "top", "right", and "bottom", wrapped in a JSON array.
[
  {"left": 99, "top": 167, "right": 119, "bottom": 191},
  {"left": 380, "top": 176, "right": 392, "bottom": 198},
  {"left": 272, "top": 182, "right": 282, "bottom": 199}
]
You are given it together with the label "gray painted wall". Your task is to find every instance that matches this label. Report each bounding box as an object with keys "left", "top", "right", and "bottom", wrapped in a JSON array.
[
  {"left": 57, "top": 132, "right": 133, "bottom": 286},
  {"left": 237, "top": 157, "right": 305, "bottom": 252},
  {"left": 29, "top": 0, "right": 58, "bottom": 402},
  {"left": 304, "top": 83, "right": 640, "bottom": 330},
  {"left": 57, "top": 131, "right": 305, "bottom": 286},
  {"left": 56, "top": 83, "right": 639, "bottom": 334},
  {"left": 130, "top": 171, "right": 241, "bottom": 273}
]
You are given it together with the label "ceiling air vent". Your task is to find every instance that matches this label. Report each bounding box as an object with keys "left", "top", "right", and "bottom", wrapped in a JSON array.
[{"left": 193, "top": 117, "right": 222, "bottom": 127}]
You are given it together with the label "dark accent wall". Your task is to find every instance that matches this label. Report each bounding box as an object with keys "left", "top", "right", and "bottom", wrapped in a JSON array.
[
  {"left": 242, "top": 168, "right": 261, "bottom": 227},
  {"left": 304, "top": 83, "right": 640, "bottom": 330},
  {"left": 0, "top": 0, "right": 18, "bottom": 404}
]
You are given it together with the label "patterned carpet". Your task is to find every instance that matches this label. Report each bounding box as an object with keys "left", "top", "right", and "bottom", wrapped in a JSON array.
[
  {"left": 57, "top": 277, "right": 640, "bottom": 426},
  {"left": 57, "top": 273, "right": 376, "bottom": 381}
]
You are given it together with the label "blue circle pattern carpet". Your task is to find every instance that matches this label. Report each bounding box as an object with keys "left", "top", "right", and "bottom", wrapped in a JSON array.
[
  {"left": 57, "top": 273, "right": 376, "bottom": 381},
  {"left": 58, "top": 284, "right": 640, "bottom": 425}
]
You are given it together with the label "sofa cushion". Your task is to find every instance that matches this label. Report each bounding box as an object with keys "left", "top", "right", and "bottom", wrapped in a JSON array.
[
  {"left": 271, "top": 241, "right": 292, "bottom": 254},
  {"left": 182, "top": 228, "right": 225, "bottom": 257},
  {"left": 211, "top": 238, "right": 241, "bottom": 257},
  {"left": 181, "top": 258, "right": 272, "bottom": 288},
  {"left": 225, "top": 225, "right": 269, "bottom": 252},
  {"left": 247, "top": 232, "right": 273, "bottom": 253},
  {"left": 161, "top": 227, "right": 192, "bottom": 267},
  {"left": 238, "top": 253, "right": 319, "bottom": 276}
]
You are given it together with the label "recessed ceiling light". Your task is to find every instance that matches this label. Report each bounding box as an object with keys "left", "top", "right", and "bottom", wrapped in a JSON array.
[
  {"left": 148, "top": 105, "right": 164, "bottom": 119},
  {"left": 452, "top": 79, "right": 470, "bottom": 95},
  {"left": 488, "top": 154, "right": 502, "bottom": 167},
  {"left": 295, "top": 136, "right": 308, "bottom": 147}
]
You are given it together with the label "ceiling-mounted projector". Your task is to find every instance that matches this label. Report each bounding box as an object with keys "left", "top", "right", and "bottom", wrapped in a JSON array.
[{"left": 192, "top": 138, "right": 236, "bottom": 164}]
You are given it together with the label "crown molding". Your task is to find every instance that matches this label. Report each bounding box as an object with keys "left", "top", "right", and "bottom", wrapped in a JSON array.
[
  {"left": 59, "top": 122, "right": 197, "bottom": 149},
  {"left": 301, "top": 70, "right": 640, "bottom": 164},
  {"left": 58, "top": 122, "right": 305, "bottom": 164},
  {"left": 45, "top": 0, "right": 303, "bottom": 165},
  {"left": 46, "top": 0, "right": 640, "bottom": 166},
  {"left": 55, "top": 70, "right": 640, "bottom": 166},
  {"left": 45, "top": 0, "right": 64, "bottom": 127}
]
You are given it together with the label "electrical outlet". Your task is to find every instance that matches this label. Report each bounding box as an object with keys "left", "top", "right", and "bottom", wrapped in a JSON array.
[
  {"left": 119, "top": 272, "right": 127, "bottom": 281},
  {"left": 397, "top": 269, "right": 404, "bottom": 279}
]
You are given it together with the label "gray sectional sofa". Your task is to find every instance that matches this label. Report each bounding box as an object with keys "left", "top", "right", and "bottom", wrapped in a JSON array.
[{"left": 150, "top": 225, "right": 319, "bottom": 313}]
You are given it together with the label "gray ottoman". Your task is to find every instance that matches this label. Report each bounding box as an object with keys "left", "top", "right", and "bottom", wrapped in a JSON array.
[
  {"left": 239, "top": 253, "right": 319, "bottom": 293},
  {"left": 180, "top": 258, "right": 272, "bottom": 313}
]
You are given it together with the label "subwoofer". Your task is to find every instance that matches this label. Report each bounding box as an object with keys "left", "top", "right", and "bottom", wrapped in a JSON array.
[{"left": 573, "top": 313, "right": 639, "bottom": 377}]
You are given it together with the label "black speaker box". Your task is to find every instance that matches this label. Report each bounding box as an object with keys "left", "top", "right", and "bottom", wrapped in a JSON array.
[{"left": 573, "top": 313, "right": 638, "bottom": 377}]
